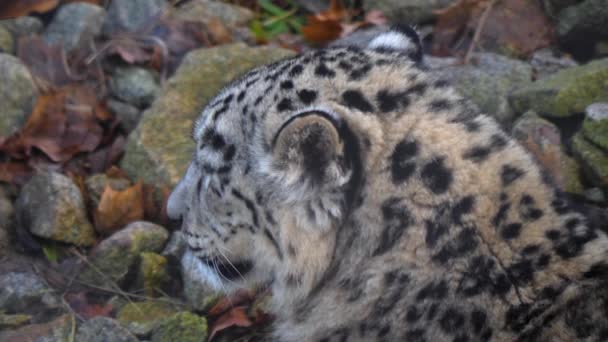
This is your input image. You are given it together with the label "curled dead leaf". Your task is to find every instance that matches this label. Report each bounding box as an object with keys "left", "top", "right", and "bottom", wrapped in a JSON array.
[
  {"left": 94, "top": 181, "right": 144, "bottom": 235},
  {"left": 0, "top": 0, "right": 59, "bottom": 19}
]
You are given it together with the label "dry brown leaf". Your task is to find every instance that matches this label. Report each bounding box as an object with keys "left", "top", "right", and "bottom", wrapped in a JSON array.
[
  {"left": 432, "top": 0, "right": 554, "bottom": 58},
  {"left": 94, "top": 181, "right": 144, "bottom": 234},
  {"left": 208, "top": 289, "right": 254, "bottom": 317},
  {"left": 64, "top": 292, "right": 113, "bottom": 320},
  {"left": 301, "top": 16, "right": 343, "bottom": 45},
  {"left": 208, "top": 306, "right": 253, "bottom": 341},
  {"left": 18, "top": 36, "right": 76, "bottom": 87},
  {"left": 0, "top": 0, "right": 59, "bottom": 19}
]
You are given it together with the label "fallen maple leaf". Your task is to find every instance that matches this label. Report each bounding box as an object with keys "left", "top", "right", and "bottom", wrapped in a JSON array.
[
  {"left": 18, "top": 36, "right": 77, "bottom": 87},
  {"left": 0, "top": 0, "right": 59, "bottom": 19},
  {"left": 65, "top": 292, "right": 113, "bottom": 320},
  {"left": 94, "top": 181, "right": 145, "bottom": 234},
  {"left": 208, "top": 289, "right": 255, "bottom": 317},
  {"left": 208, "top": 306, "right": 253, "bottom": 341}
]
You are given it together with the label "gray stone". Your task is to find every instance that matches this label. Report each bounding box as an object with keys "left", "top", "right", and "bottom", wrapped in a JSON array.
[
  {"left": 0, "top": 314, "right": 72, "bottom": 342},
  {"left": 79, "top": 221, "right": 169, "bottom": 286},
  {"left": 431, "top": 53, "right": 533, "bottom": 126},
  {"left": 117, "top": 301, "right": 178, "bottom": 336},
  {"left": 541, "top": 0, "right": 582, "bottom": 17},
  {"left": 0, "top": 189, "right": 14, "bottom": 259},
  {"left": 581, "top": 103, "right": 608, "bottom": 151},
  {"left": 0, "top": 16, "right": 43, "bottom": 37},
  {"left": 102, "top": 0, "right": 167, "bottom": 36},
  {"left": 151, "top": 311, "right": 207, "bottom": 342},
  {"left": 586, "top": 102, "right": 608, "bottom": 121},
  {"left": 174, "top": 0, "right": 254, "bottom": 27},
  {"left": 509, "top": 58, "right": 608, "bottom": 117},
  {"left": 529, "top": 49, "right": 578, "bottom": 80},
  {"left": 0, "top": 26, "right": 14, "bottom": 54},
  {"left": 583, "top": 187, "right": 605, "bottom": 203},
  {"left": 15, "top": 171, "right": 96, "bottom": 246},
  {"left": 110, "top": 67, "right": 160, "bottom": 108},
  {"left": 43, "top": 3, "right": 105, "bottom": 52},
  {"left": 107, "top": 99, "right": 142, "bottom": 132},
  {"left": 162, "top": 231, "right": 186, "bottom": 260},
  {"left": 0, "top": 272, "right": 61, "bottom": 314},
  {"left": 557, "top": 0, "right": 608, "bottom": 44},
  {"left": 121, "top": 43, "right": 293, "bottom": 185},
  {"left": 364, "top": 0, "right": 455, "bottom": 24},
  {"left": 76, "top": 317, "right": 138, "bottom": 342},
  {"left": 0, "top": 53, "right": 38, "bottom": 137},
  {"left": 85, "top": 173, "right": 132, "bottom": 209},
  {"left": 572, "top": 131, "right": 608, "bottom": 188}
]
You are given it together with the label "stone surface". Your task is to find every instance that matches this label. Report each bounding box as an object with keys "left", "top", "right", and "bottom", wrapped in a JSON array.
[
  {"left": 0, "top": 272, "right": 61, "bottom": 316},
  {"left": 582, "top": 103, "right": 608, "bottom": 150},
  {"left": 512, "top": 111, "right": 583, "bottom": 193},
  {"left": 16, "top": 171, "right": 96, "bottom": 246},
  {"left": 139, "top": 252, "right": 169, "bottom": 297},
  {"left": 117, "top": 301, "right": 179, "bottom": 336},
  {"left": 509, "top": 58, "right": 608, "bottom": 117},
  {"left": 432, "top": 53, "right": 533, "bottom": 126},
  {"left": 174, "top": 0, "right": 254, "bottom": 26},
  {"left": 110, "top": 67, "right": 160, "bottom": 109},
  {"left": 162, "top": 231, "right": 186, "bottom": 260},
  {"left": 0, "top": 314, "right": 72, "bottom": 342},
  {"left": 0, "top": 16, "right": 43, "bottom": 37},
  {"left": 107, "top": 99, "right": 142, "bottom": 133},
  {"left": 0, "top": 312, "right": 31, "bottom": 329},
  {"left": 102, "top": 0, "right": 167, "bottom": 36},
  {"left": 0, "top": 53, "right": 38, "bottom": 137},
  {"left": 79, "top": 221, "right": 169, "bottom": 286},
  {"left": 0, "top": 26, "right": 14, "bottom": 54},
  {"left": 76, "top": 316, "right": 138, "bottom": 342},
  {"left": 151, "top": 312, "right": 207, "bottom": 342},
  {"left": 181, "top": 251, "right": 220, "bottom": 311},
  {"left": 529, "top": 48, "right": 578, "bottom": 80},
  {"left": 557, "top": 0, "right": 608, "bottom": 46},
  {"left": 43, "top": 3, "right": 105, "bottom": 52},
  {"left": 0, "top": 189, "right": 14, "bottom": 259},
  {"left": 572, "top": 132, "right": 608, "bottom": 188},
  {"left": 121, "top": 43, "right": 293, "bottom": 185},
  {"left": 363, "top": 0, "right": 455, "bottom": 24},
  {"left": 542, "top": 0, "right": 581, "bottom": 17}
]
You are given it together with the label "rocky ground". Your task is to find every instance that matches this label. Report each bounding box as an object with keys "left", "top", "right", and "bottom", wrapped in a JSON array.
[{"left": 0, "top": 0, "right": 606, "bottom": 341}]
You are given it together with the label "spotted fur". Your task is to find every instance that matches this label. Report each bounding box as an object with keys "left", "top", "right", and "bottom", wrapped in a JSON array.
[{"left": 168, "top": 26, "right": 608, "bottom": 341}]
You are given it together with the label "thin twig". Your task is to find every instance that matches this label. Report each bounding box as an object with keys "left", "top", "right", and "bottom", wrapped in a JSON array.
[{"left": 464, "top": 0, "right": 498, "bottom": 64}]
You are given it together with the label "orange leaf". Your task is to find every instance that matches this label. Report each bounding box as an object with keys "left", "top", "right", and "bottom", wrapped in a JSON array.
[
  {"left": 94, "top": 182, "right": 144, "bottom": 234},
  {"left": 208, "top": 306, "right": 252, "bottom": 341},
  {"left": 0, "top": 0, "right": 59, "bottom": 19},
  {"left": 65, "top": 292, "right": 113, "bottom": 320},
  {"left": 301, "top": 16, "right": 343, "bottom": 45},
  {"left": 208, "top": 289, "right": 254, "bottom": 317}
]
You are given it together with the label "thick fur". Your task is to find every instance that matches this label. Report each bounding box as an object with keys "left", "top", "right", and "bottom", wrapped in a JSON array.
[{"left": 168, "top": 27, "right": 608, "bottom": 341}]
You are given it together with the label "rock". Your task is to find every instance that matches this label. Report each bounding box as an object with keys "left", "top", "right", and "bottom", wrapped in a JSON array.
[
  {"left": 0, "top": 189, "right": 14, "bottom": 259},
  {"left": 16, "top": 172, "right": 96, "bottom": 246},
  {"left": 0, "top": 26, "right": 14, "bottom": 54},
  {"left": 596, "top": 41, "right": 608, "bottom": 57},
  {"left": 110, "top": 67, "right": 160, "bottom": 109},
  {"left": 102, "top": 0, "right": 167, "bottom": 36},
  {"left": 0, "top": 16, "right": 43, "bottom": 37},
  {"left": 0, "top": 54, "right": 38, "bottom": 137},
  {"left": 75, "top": 317, "right": 138, "bottom": 342},
  {"left": 581, "top": 102, "right": 608, "bottom": 150},
  {"left": 151, "top": 312, "right": 207, "bottom": 342},
  {"left": 364, "top": 0, "right": 455, "bottom": 24},
  {"left": 107, "top": 99, "right": 142, "bottom": 132},
  {"left": 117, "top": 301, "right": 179, "bottom": 336},
  {"left": 0, "top": 312, "right": 31, "bottom": 329},
  {"left": 42, "top": 3, "right": 105, "bottom": 53},
  {"left": 541, "top": 0, "right": 582, "bottom": 17},
  {"left": 512, "top": 111, "right": 583, "bottom": 193},
  {"left": 121, "top": 43, "right": 293, "bottom": 185},
  {"left": 85, "top": 173, "right": 132, "bottom": 209},
  {"left": 174, "top": 0, "right": 254, "bottom": 27},
  {"left": 529, "top": 48, "right": 578, "bottom": 80},
  {"left": 0, "top": 272, "right": 62, "bottom": 316},
  {"left": 432, "top": 53, "right": 533, "bottom": 126},
  {"left": 509, "top": 58, "right": 608, "bottom": 117},
  {"left": 572, "top": 132, "right": 608, "bottom": 188},
  {"left": 181, "top": 251, "right": 220, "bottom": 311},
  {"left": 138, "top": 252, "right": 169, "bottom": 297},
  {"left": 0, "top": 314, "right": 72, "bottom": 342},
  {"left": 79, "top": 221, "right": 168, "bottom": 286},
  {"left": 583, "top": 187, "right": 606, "bottom": 203},
  {"left": 556, "top": 0, "right": 608, "bottom": 58}
]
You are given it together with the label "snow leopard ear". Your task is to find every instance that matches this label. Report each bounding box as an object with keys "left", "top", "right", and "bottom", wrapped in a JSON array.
[
  {"left": 271, "top": 110, "right": 352, "bottom": 190},
  {"left": 368, "top": 24, "right": 423, "bottom": 62}
]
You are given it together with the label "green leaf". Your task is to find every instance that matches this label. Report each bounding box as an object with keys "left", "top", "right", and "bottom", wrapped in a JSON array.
[
  {"left": 266, "top": 20, "right": 290, "bottom": 36},
  {"left": 42, "top": 243, "right": 59, "bottom": 263},
  {"left": 258, "top": 0, "right": 287, "bottom": 16},
  {"left": 250, "top": 20, "right": 269, "bottom": 40}
]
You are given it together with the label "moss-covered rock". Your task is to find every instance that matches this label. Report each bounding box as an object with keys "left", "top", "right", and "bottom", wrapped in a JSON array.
[
  {"left": 121, "top": 43, "right": 293, "bottom": 186},
  {"left": 15, "top": 171, "right": 96, "bottom": 246},
  {"left": 0, "top": 53, "right": 38, "bottom": 137},
  {"left": 78, "top": 221, "right": 168, "bottom": 286},
  {"left": 0, "top": 314, "right": 72, "bottom": 341},
  {"left": 0, "top": 26, "right": 14, "bottom": 54},
  {"left": 512, "top": 111, "right": 584, "bottom": 193},
  {"left": 509, "top": 58, "right": 608, "bottom": 117},
  {"left": 75, "top": 316, "right": 138, "bottom": 342},
  {"left": 572, "top": 132, "right": 608, "bottom": 188},
  {"left": 117, "top": 300, "right": 179, "bottom": 336},
  {"left": 0, "top": 312, "right": 31, "bottom": 329},
  {"left": 581, "top": 103, "right": 608, "bottom": 150},
  {"left": 151, "top": 312, "right": 207, "bottom": 342},
  {"left": 139, "top": 252, "right": 169, "bottom": 297}
]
